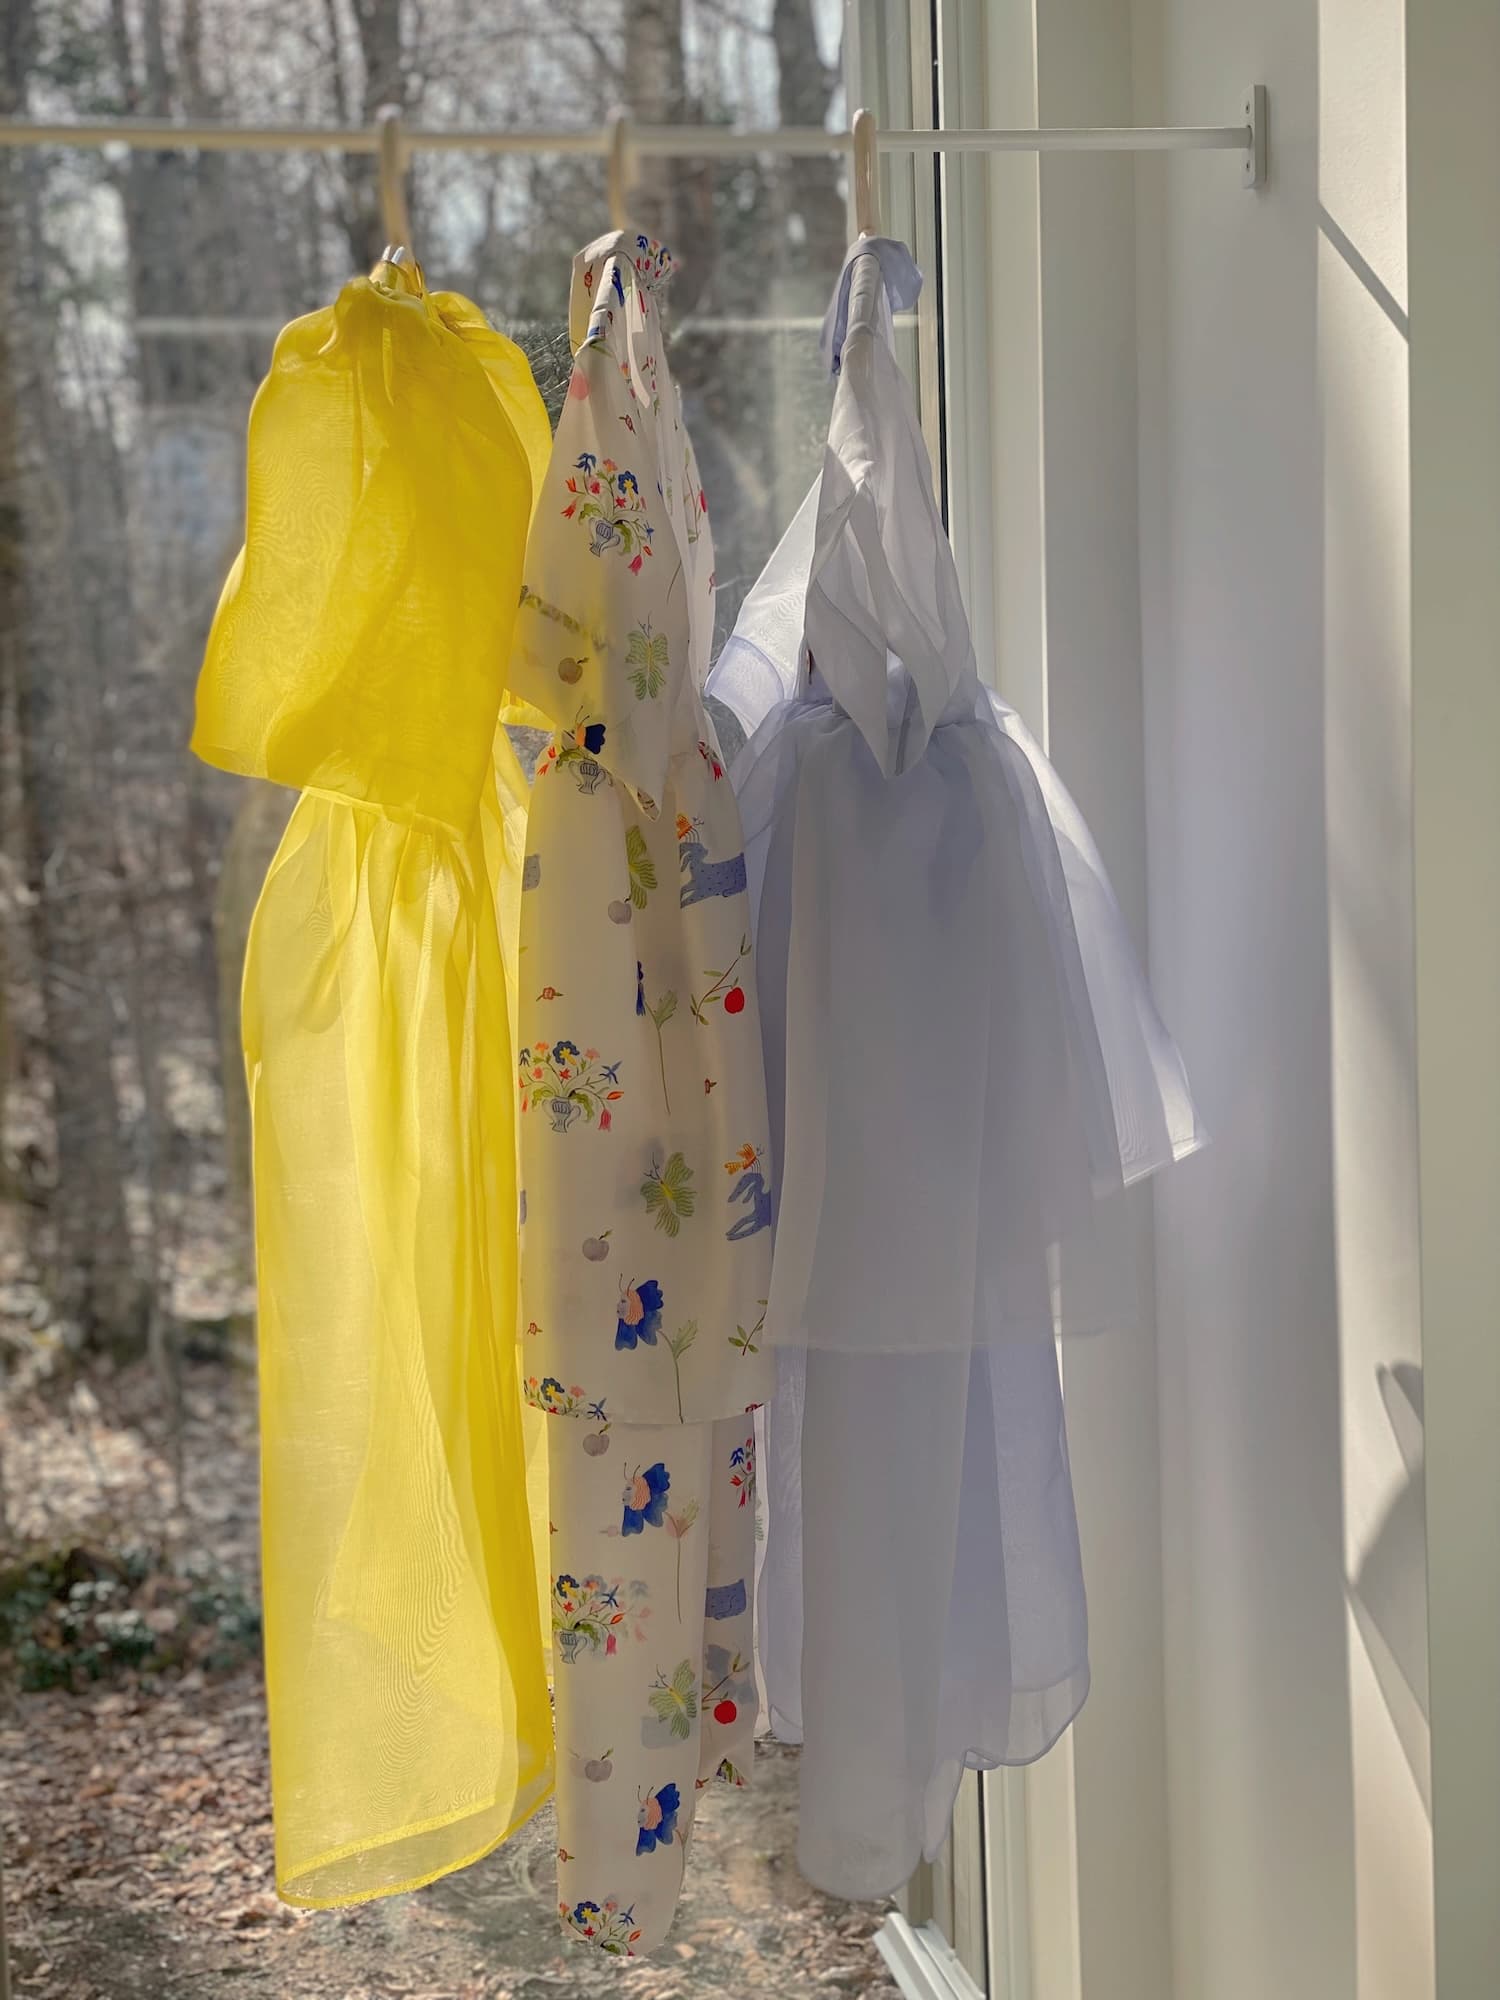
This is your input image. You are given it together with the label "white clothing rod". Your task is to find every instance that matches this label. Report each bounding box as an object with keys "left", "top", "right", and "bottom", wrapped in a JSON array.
[{"left": 0, "top": 95, "right": 1268, "bottom": 187}]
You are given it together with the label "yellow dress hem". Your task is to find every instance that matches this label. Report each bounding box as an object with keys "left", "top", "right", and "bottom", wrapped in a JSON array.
[{"left": 275, "top": 1769, "right": 556, "bottom": 1911}]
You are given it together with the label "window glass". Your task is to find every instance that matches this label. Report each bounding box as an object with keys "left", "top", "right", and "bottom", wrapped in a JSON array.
[{"left": 0, "top": 1, "right": 921, "bottom": 1990}]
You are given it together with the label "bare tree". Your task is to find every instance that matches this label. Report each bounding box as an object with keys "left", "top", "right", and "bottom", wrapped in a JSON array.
[
  {"left": 0, "top": 0, "right": 846, "bottom": 1372},
  {"left": 0, "top": 4, "right": 147, "bottom": 1351},
  {"left": 772, "top": 0, "right": 846, "bottom": 273}
]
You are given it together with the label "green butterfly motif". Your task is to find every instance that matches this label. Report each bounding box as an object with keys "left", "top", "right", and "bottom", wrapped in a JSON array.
[
  {"left": 648, "top": 1659, "right": 699, "bottom": 1741},
  {"left": 642, "top": 1150, "right": 694, "bottom": 1237},
  {"left": 627, "top": 620, "right": 670, "bottom": 701},
  {"left": 625, "top": 825, "right": 657, "bottom": 910}
]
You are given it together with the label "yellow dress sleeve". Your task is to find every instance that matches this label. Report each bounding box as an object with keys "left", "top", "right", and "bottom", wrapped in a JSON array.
[
  {"left": 193, "top": 273, "right": 542, "bottom": 835},
  {"left": 195, "top": 266, "right": 553, "bottom": 1907}
]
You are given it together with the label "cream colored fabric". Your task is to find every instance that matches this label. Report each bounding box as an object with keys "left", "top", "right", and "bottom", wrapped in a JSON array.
[{"left": 509, "top": 231, "right": 773, "bottom": 1955}]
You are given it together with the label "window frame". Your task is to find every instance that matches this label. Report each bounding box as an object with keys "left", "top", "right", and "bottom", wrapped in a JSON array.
[{"left": 861, "top": 0, "right": 1177, "bottom": 1992}]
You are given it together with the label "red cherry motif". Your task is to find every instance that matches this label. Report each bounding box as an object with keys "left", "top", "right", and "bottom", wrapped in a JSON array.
[
  {"left": 713, "top": 1699, "right": 737, "bottom": 1725},
  {"left": 723, "top": 986, "right": 746, "bottom": 1015}
]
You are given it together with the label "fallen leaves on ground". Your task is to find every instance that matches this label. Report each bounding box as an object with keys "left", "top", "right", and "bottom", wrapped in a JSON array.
[{"left": 1, "top": 1354, "right": 900, "bottom": 1999}]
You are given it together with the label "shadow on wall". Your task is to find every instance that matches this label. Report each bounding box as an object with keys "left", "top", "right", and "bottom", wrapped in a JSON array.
[{"left": 1347, "top": 1361, "right": 1430, "bottom": 1814}]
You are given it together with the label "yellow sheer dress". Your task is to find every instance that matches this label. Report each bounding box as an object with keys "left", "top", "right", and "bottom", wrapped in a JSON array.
[{"left": 194, "top": 258, "right": 555, "bottom": 1907}]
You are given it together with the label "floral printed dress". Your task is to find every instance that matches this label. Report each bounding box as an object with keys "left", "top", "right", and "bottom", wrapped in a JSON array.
[{"left": 508, "top": 232, "right": 774, "bottom": 1957}]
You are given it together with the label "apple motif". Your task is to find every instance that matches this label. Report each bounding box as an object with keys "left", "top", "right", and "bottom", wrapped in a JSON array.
[
  {"left": 723, "top": 985, "right": 746, "bottom": 1015},
  {"left": 606, "top": 899, "right": 633, "bottom": 925},
  {"left": 582, "top": 1431, "right": 610, "bottom": 1457},
  {"left": 582, "top": 1236, "right": 611, "bottom": 1261},
  {"left": 583, "top": 1756, "right": 613, "bottom": 1782},
  {"left": 558, "top": 656, "right": 584, "bottom": 684},
  {"left": 713, "top": 1699, "right": 737, "bottom": 1725}
]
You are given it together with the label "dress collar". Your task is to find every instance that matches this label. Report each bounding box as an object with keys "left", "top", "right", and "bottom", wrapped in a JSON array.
[
  {"left": 569, "top": 230, "right": 677, "bottom": 350},
  {"left": 819, "top": 235, "right": 923, "bottom": 375}
]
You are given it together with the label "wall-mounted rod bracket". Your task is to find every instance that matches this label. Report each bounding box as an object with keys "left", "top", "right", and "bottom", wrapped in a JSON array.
[{"left": 1243, "top": 84, "right": 1268, "bottom": 190}]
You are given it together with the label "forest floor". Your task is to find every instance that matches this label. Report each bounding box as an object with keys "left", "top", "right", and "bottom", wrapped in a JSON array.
[{"left": 0, "top": 1239, "right": 897, "bottom": 2000}]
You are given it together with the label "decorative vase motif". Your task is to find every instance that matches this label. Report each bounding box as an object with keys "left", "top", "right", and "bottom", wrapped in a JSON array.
[
  {"left": 575, "top": 758, "right": 605, "bottom": 795},
  {"left": 557, "top": 1627, "right": 585, "bottom": 1665},
  {"left": 551, "top": 1096, "right": 581, "bottom": 1134}
]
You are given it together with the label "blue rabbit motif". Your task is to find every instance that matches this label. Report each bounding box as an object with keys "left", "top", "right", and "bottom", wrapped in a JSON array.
[
  {"left": 679, "top": 833, "right": 748, "bottom": 909},
  {"left": 726, "top": 1169, "right": 772, "bottom": 1241},
  {"left": 704, "top": 1578, "right": 748, "bottom": 1620}
]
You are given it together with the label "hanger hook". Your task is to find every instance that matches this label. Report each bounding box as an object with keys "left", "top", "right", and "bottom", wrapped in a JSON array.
[
  {"left": 376, "top": 102, "right": 414, "bottom": 255},
  {"left": 604, "top": 109, "right": 633, "bottom": 231},
  {"left": 851, "top": 107, "right": 881, "bottom": 237}
]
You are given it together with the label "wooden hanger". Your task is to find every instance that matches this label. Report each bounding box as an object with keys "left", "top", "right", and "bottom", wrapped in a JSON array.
[
  {"left": 376, "top": 103, "right": 415, "bottom": 261},
  {"left": 604, "top": 110, "right": 632, "bottom": 231},
  {"left": 852, "top": 107, "right": 880, "bottom": 237}
]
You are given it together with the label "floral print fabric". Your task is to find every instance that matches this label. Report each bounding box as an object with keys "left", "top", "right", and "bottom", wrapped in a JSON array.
[
  {"left": 550, "top": 1413, "right": 756, "bottom": 1952},
  {"left": 511, "top": 232, "right": 773, "bottom": 1432},
  {"left": 509, "top": 231, "right": 773, "bottom": 1955}
]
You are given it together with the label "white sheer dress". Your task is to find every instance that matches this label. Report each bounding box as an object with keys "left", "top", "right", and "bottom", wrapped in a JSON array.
[{"left": 707, "top": 236, "right": 1205, "bottom": 1899}]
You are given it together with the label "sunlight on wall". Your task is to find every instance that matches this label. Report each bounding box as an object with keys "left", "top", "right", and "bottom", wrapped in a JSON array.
[
  {"left": 1318, "top": 1, "right": 1433, "bottom": 1994},
  {"left": 1142, "top": 0, "right": 1433, "bottom": 1992}
]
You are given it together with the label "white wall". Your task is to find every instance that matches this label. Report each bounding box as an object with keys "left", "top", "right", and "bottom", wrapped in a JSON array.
[
  {"left": 1032, "top": 4, "right": 1175, "bottom": 1997},
  {"left": 1133, "top": 0, "right": 1433, "bottom": 1995},
  {"left": 1406, "top": 2, "right": 1500, "bottom": 1990}
]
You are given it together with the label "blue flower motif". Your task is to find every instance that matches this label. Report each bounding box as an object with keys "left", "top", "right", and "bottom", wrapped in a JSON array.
[
  {"left": 617, "top": 470, "right": 639, "bottom": 496},
  {"left": 582, "top": 721, "right": 607, "bottom": 754},
  {"left": 635, "top": 961, "right": 646, "bottom": 1017},
  {"left": 555, "top": 1573, "right": 580, "bottom": 1595},
  {"left": 552, "top": 1039, "right": 582, "bottom": 1068},
  {"left": 616, "top": 1278, "right": 664, "bottom": 1350},
  {"left": 574, "top": 452, "right": 597, "bottom": 475},
  {"left": 636, "top": 1781, "right": 681, "bottom": 1854},
  {"left": 612, "top": 265, "right": 626, "bottom": 306},
  {"left": 572, "top": 1898, "right": 603, "bottom": 1926},
  {"left": 622, "top": 1460, "right": 670, "bottom": 1535}
]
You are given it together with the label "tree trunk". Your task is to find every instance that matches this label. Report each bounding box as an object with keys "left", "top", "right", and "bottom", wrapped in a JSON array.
[
  {"left": 0, "top": 22, "right": 147, "bottom": 1351},
  {"left": 772, "top": 0, "right": 847, "bottom": 280},
  {"left": 344, "top": 0, "right": 411, "bottom": 268}
]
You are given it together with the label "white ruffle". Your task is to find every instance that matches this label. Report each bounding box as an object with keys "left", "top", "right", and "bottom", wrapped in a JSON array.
[
  {"left": 733, "top": 668, "right": 1202, "bottom": 1356},
  {"left": 756, "top": 1343, "right": 1090, "bottom": 1897}
]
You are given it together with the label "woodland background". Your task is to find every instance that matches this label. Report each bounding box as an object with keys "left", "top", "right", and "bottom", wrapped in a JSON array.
[{"left": 0, "top": 2, "right": 891, "bottom": 1992}]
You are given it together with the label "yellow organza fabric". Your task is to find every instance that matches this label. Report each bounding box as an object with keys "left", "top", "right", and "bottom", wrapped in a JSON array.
[
  {"left": 196, "top": 273, "right": 544, "bottom": 834},
  {"left": 194, "top": 268, "right": 554, "bottom": 1907}
]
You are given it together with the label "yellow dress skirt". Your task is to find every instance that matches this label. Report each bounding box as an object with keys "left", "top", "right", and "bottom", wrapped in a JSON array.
[{"left": 193, "top": 258, "right": 556, "bottom": 1905}]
